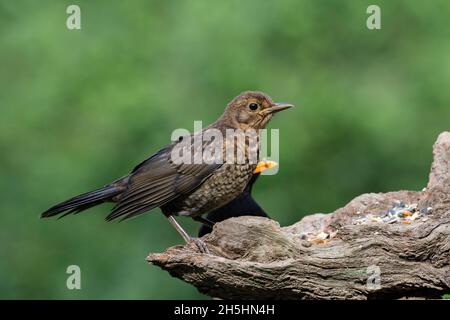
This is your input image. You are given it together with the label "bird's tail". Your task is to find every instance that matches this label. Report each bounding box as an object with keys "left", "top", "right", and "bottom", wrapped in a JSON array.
[{"left": 41, "top": 185, "right": 122, "bottom": 219}]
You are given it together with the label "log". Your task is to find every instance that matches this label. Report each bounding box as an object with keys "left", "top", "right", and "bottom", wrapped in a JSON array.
[{"left": 147, "top": 132, "right": 450, "bottom": 299}]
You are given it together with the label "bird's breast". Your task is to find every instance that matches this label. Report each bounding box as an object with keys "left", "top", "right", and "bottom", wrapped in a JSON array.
[{"left": 168, "top": 163, "right": 256, "bottom": 216}]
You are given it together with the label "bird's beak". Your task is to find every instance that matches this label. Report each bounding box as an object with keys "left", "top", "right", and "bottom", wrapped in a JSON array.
[
  {"left": 265, "top": 103, "right": 294, "bottom": 115},
  {"left": 253, "top": 160, "right": 278, "bottom": 174}
]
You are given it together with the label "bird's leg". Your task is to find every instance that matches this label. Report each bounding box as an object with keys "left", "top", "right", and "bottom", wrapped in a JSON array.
[
  {"left": 166, "top": 215, "right": 190, "bottom": 242},
  {"left": 192, "top": 216, "right": 215, "bottom": 228},
  {"left": 166, "top": 215, "right": 210, "bottom": 254}
]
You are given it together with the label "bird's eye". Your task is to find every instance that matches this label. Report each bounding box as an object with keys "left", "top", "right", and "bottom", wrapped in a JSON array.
[{"left": 248, "top": 103, "right": 259, "bottom": 111}]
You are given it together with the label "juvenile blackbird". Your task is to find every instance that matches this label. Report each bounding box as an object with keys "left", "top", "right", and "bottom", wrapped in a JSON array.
[
  {"left": 197, "top": 160, "right": 276, "bottom": 237},
  {"left": 41, "top": 91, "right": 292, "bottom": 253}
]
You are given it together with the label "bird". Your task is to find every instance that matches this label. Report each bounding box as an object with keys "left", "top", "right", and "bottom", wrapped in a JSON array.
[
  {"left": 197, "top": 160, "right": 276, "bottom": 237},
  {"left": 41, "top": 91, "right": 293, "bottom": 253}
]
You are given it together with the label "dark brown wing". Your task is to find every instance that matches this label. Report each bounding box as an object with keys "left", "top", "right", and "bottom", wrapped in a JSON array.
[{"left": 106, "top": 138, "right": 222, "bottom": 221}]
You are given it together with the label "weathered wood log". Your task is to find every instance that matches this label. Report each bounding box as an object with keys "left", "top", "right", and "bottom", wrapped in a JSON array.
[{"left": 147, "top": 132, "right": 450, "bottom": 299}]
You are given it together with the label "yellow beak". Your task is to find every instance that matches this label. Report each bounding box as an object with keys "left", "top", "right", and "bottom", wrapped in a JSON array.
[{"left": 253, "top": 160, "right": 278, "bottom": 174}]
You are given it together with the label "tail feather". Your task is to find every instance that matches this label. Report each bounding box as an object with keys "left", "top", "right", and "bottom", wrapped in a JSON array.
[
  {"left": 41, "top": 185, "right": 121, "bottom": 218},
  {"left": 57, "top": 199, "right": 106, "bottom": 219}
]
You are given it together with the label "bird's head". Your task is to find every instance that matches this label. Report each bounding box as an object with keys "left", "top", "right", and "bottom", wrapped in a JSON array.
[{"left": 219, "top": 91, "right": 293, "bottom": 130}]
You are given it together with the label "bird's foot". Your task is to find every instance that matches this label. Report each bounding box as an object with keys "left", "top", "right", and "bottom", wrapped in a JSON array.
[{"left": 189, "top": 237, "right": 210, "bottom": 254}]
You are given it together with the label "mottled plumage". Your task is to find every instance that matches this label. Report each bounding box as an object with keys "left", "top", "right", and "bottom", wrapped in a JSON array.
[
  {"left": 198, "top": 174, "right": 269, "bottom": 237},
  {"left": 41, "top": 91, "right": 292, "bottom": 252}
]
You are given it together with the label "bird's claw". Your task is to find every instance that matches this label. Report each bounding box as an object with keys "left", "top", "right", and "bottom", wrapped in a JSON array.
[{"left": 189, "top": 237, "right": 210, "bottom": 254}]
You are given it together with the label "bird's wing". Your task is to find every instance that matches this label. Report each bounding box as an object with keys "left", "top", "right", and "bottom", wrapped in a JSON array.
[{"left": 106, "top": 137, "right": 222, "bottom": 221}]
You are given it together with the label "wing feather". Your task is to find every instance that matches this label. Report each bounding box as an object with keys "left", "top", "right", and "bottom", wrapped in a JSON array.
[{"left": 106, "top": 137, "right": 221, "bottom": 221}]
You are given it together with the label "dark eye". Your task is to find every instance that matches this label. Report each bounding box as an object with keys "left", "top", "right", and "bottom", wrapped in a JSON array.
[{"left": 248, "top": 103, "right": 259, "bottom": 111}]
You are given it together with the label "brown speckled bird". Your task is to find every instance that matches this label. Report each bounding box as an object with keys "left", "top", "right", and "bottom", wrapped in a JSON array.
[{"left": 41, "top": 91, "right": 293, "bottom": 253}]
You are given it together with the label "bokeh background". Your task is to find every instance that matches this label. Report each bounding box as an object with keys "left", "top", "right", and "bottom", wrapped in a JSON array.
[{"left": 1, "top": 0, "right": 449, "bottom": 299}]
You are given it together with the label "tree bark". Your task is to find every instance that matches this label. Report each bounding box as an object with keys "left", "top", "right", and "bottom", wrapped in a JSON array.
[{"left": 147, "top": 132, "right": 450, "bottom": 300}]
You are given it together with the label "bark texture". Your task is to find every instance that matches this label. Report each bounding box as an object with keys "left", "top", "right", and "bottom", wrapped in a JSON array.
[{"left": 147, "top": 132, "right": 450, "bottom": 299}]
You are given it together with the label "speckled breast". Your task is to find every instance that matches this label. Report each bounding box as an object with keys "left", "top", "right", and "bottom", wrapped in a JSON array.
[{"left": 169, "top": 162, "right": 256, "bottom": 216}]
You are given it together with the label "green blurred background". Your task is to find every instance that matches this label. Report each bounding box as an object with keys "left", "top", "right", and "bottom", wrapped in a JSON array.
[{"left": 1, "top": 0, "right": 449, "bottom": 299}]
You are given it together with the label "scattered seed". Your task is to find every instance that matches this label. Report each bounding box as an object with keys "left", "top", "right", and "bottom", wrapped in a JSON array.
[
  {"left": 352, "top": 201, "right": 431, "bottom": 226},
  {"left": 410, "top": 212, "right": 420, "bottom": 220},
  {"left": 393, "top": 200, "right": 405, "bottom": 208},
  {"left": 400, "top": 210, "right": 413, "bottom": 217},
  {"left": 316, "top": 232, "right": 329, "bottom": 240},
  {"left": 388, "top": 208, "right": 397, "bottom": 216},
  {"left": 387, "top": 217, "right": 399, "bottom": 224}
]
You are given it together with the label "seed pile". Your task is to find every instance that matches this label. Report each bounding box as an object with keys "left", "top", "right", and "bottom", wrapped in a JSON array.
[
  {"left": 354, "top": 200, "right": 432, "bottom": 225},
  {"left": 300, "top": 200, "right": 433, "bottom": 246}
]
